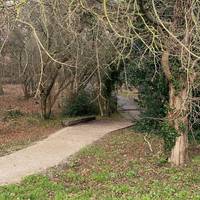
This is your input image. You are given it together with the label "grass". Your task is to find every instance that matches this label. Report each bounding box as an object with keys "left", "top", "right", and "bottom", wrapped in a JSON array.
[{"left": 0, "top": 129, "right": 200, "bottom": 200}]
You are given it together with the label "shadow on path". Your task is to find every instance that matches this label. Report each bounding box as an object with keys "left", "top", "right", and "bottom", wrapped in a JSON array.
[{"left": 117, "top": 95, "right": 140, "bottom": 120}]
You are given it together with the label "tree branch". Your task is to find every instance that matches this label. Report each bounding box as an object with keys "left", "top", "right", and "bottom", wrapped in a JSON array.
[{"left": 137, "top": 0, "right": 170, "bottom": 27}]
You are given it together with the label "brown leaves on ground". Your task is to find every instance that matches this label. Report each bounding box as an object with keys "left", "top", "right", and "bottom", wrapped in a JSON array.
[
  {"left": 0, "top": 84, "right": 61, "bottom": 156},
  {"left": 0, "top": 84, "right": 39, "bottom": 113}
]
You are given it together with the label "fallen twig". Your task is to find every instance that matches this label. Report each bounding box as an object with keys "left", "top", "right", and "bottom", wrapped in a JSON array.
[{"left": 144, "top": 134, "right": 153, "bottom": 153}]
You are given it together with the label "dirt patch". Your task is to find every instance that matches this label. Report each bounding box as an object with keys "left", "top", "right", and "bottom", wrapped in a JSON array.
[
  {"left": 0, "top": 119, "right": 60, "bottom": 156},
  {"left": 0, "top": 84, "right": 39, "bottom": 114},
  {"left": 0, "top": 84, "right": 61, "bottom": 156}
]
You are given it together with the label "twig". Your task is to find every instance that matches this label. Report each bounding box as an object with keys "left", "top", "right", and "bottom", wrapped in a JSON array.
[{"left": 144, "top": 134, "right": 153, "bottom": 153}]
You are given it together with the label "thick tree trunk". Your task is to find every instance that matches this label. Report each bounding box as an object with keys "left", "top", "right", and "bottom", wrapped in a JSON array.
[
  {"left": 168, "top": 86, "right": 189, "bottom": 166},
  {"left": 170, "top": 133, "right": 188, "bottom": 166},
  {"left": 162, "top": 50, "right": 189, "bottom": 166}
]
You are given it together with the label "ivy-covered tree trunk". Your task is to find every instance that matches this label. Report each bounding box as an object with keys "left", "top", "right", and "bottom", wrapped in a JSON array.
[
  {"left": 162, "top": 50, "right": 189, "bottom": 166},
  {"left": 168, "top": 84, "right": 189, "bottom": 166}
]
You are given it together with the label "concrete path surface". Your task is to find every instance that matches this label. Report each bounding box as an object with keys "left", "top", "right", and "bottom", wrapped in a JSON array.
[
  {"left": 0, "top": 120, "right": 132, "bottom": 185},
  {"left": 117, "top": 95, "right": 140, "bottom": 120}
]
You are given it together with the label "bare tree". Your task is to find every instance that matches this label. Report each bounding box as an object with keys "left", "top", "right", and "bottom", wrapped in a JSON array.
[{"left": 13, "top": 0, "right": 120, "bottom": 118}]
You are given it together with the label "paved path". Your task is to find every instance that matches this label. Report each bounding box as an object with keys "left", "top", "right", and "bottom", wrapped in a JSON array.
[
  {"left": 117, "top": 95, "right": 140, "bottom": 120},
  {"left": 0, "top": 120, "right": 132, "bottom": 185}
]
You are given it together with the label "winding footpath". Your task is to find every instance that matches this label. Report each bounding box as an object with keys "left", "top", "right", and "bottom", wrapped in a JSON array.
[
  {"left": 117, "top": 95, "right": 140, "bottom": 120},
  {"left": 0, "top": 96, "right": 139, "bottom": 185},
  {"left": 0, "top": 120, "right": 132, "bottom": 185}
]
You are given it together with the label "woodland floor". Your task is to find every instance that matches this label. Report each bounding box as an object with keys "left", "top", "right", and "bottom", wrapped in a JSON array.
[
  {"left": 0, "top": 129, "right": 200, "bottom": 199},
  {"left": 0, "top": 85, "right": 62, "bottom": 156}
]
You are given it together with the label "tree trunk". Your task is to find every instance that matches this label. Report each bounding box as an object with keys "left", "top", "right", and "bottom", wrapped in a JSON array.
[
  {"left": 41, "top": 95, "right": 48, "bottom": 119},
  {"left": 170, "top": 133, "right": 188, "bottom": 166},
  {"left": 0, "top": 76, "right": 4, "bottom": 95},
  {"left": 168, "top": 86, "right": 189, "bottom": 166},
  {"left": 0, "top": 83, "right": 4, "bottom": 95},
  {"left": 97, "top": 96, "right": 104, "bottom": 116},
  {"left": 40, "top": 92, "right": 53, "bottom": 119},
  {"left": 161, "top": 50, "right": 189, "bottom": 166}
]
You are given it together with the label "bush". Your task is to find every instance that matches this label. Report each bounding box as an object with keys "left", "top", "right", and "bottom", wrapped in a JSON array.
[
  {"left": 62, "top": 90, "right": 98, "bottom": 117},
  {"left": 123, "top": 57, "right": 178, "bottom": 152},
  {"left": 5, "top": 109, "right": 24, "bottom": 119},
  {"left": 125, "top": 58, "right": 169, "bottom": 119}
]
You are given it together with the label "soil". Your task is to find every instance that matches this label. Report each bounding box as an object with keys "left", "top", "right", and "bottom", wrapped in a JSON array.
[{"left": 0, "top": 84, "right": 61, "bottom": 156}]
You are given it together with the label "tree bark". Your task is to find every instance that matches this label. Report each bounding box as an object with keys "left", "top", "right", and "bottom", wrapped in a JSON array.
[
  {"left": 168, "top": 87, "right": 189, "bottom": 166},
  {"left": 40, "top": 94, "right": 52, "bottom": 119},
  {"left": 40, "top": 94, "right": 48, "bottom": 119},
  {"left": 161, "top": 50, "right": 189, "bottom": 166},
  {"left": 170, "top": 133, "right": 188, "bottom": 166},
  {"left": 0, "top": 81, "right": 4, "bottom": 95}
]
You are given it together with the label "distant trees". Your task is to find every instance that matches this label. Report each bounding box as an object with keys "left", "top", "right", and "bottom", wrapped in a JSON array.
[
  {"left": 0, "top": 0, "right": 19, "bottom": 93},
  {"left": 12, "top": 0, "right": 121, "bottom": 118}
]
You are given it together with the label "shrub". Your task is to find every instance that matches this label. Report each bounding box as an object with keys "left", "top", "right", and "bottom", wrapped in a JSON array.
[
  {"left": 62, "top": 90, "right": 98, "bottom": 117},
  {"left": 5, "top": 109, "right": 24, "bottom": 119}
]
